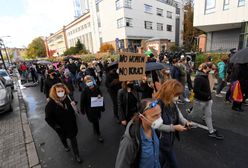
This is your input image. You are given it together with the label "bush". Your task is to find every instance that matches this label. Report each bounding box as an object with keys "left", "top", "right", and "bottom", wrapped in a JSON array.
[
  {"left": 100, "top": 43, "right": 114, "bottom": 52},
  {"left": 195, "top": 52, "right": 229, "bottom": 68}
]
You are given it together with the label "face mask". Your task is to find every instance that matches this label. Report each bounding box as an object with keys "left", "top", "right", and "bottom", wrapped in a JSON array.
[
  {"left": 57, "top": 91, "right": 65, "bottom": 98},
  {"left": 86, "top": 81, "right": 94, "bottom": 87},
  {"left": 140, "top": 114, "right": 163, "bottom": 129},
  {"left": 147, "top": 77, "right": 153, "bottom": 82},
  {"left": 173, "top": 96, "right": 179, "bottom": 102},
  {"left": 151, "top": 117, "right": 163, "bottom": 129},
  {"left": 165, "top": 70, "right": 170, "bottom": 74},
  {"left": 116, "top": 69, "right": 119, "bottom": 74}
]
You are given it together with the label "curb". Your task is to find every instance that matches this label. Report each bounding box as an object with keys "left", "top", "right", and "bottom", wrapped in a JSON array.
[{"left": 16, "top": 80, "right": 41, "bottom": 168}]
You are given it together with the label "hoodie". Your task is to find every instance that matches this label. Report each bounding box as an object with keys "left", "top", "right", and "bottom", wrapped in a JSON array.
[{"left": 193, "top": 71, "right": 212, "bottom": 101}]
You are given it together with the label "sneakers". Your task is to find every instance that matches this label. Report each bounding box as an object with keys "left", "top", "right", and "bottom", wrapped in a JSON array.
[
  {"left": 184, "top": 98, "right": 191, "bottom": 103},
  {"left": 208, "top": 130, "right": 224, "bottom": 140},
  {"left": 186, "top": 108, "right": 191, "bottom": 114},
  {"left": 215, "top": 94, "right": 223, "bottom": 98},
  {"left": 75, "top": 155, "right": 82, "bottom": 164},
  {"left": 232, "top": 107, "right": 244, "bottom": 112},
  {"left": 97, "top": 135, "right": 104, "bottom": 143}
]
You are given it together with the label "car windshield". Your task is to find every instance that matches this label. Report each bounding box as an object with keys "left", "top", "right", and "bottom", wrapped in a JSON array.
[{"left": 0, "top": 71, "right": 8, "bottom": 77}]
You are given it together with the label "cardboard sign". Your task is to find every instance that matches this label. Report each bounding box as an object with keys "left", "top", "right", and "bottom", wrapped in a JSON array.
[{"left": 118, "top": 52, "right": 147, "bottom": 81}]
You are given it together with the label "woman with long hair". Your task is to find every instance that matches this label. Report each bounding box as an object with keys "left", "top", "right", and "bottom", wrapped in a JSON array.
[
  {"left": 45, "top": 83, "right": 82, "bottom": 163},
  {"left": 155, "top": 79, "right": 191, "bottom": 168}
]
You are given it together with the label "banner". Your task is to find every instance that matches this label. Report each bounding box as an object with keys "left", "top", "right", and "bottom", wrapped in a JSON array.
[{"left": 118, "top": 52, "right": 147, "bottom": 81}]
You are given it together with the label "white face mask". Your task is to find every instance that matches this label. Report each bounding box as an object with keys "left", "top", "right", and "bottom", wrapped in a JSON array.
[
  {"left": 173, "top": 96, "right": 179, "bottom": 102},
  {"left": 57, "top": 91, "right": 65, "bottom": 98},
  {"left": 140, "top": 114, "right": 163, "bottom": 129},
  {"left": 165, "top": 70, "right": 170, "bottom": 74},
  {"left": 151, "top": 117, "right": 163, "bottom": 129},
  {"left": 116, "top": 69, "right": 119, "bottom": 74},
  {"left": 86, "top": 81, "right": 94, "bottom": 87}
]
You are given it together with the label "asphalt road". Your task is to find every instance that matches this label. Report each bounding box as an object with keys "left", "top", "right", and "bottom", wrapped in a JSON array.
[{"left": 21, "top": 81, "right": 248, "bottom": 168}]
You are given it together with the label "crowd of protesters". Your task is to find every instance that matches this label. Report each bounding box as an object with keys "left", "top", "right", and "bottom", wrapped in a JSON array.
[{"left": 15, "top": 48, "right": 247, "bottom": 167}]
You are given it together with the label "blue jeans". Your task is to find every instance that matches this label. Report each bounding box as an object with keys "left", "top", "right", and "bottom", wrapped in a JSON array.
[{"left": 160, "top": 149, "right": 178, "bottom": 168}]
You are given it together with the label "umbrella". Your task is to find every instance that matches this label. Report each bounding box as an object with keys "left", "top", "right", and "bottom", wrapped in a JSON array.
[
  {"left": 230, "top": 47, "right": 248, "bottom": 64},
  {"left": 146, "top": 62, "right": 169, "bottom": 71},
  {"left": 37, "top": 60, "right": 52, "bottom": 65}
]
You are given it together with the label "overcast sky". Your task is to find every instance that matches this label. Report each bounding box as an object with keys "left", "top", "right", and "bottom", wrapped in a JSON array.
[{"left": 0, "top": 0, "right": 75, "bottom": 48}]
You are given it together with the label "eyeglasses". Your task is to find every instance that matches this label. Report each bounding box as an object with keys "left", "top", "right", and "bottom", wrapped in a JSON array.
[{"left": 143, "top": 100, "right": 159, "bottom": 112}]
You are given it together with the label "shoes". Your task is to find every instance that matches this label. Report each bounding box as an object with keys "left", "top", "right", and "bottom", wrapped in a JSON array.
[
  {"left": 215, "top": 94, "right": 223, "bottom": 98},
  {"left": 97, "top": 135, "right": 104, "bottom": 143},
  {"left": 232, "top": 107, "right": 244, "bottom": 112},
  {"left": 186, "top": 108, "right": 191, "bottom": 114},
  {"left": 243, "top": 102, "right": 248, "bottom": 106},
  {"left": 208, "top": 130, "right": 224, "bottom": 140},
  {"left": 184, "top": 98, "right": 191, "bottom": 103},
  {"left": 177, "top": 100, "right": 185, "bottom": 104},
  {"left": 75, "top": 155, "right": 82, "bottom": 164}
]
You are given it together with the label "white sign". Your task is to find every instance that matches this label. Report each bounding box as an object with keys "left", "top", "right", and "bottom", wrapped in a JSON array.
[{"left": 91, "top": 97, "right": 104, "bottom": 107}]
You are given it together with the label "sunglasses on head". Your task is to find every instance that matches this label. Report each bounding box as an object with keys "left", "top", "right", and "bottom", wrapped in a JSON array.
[{"left": 143, "top": 100, "right": 159, "bottom": 112}]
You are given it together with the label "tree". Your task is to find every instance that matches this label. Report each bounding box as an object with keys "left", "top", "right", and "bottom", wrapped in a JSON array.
[
  {"left": 100, "top": 43, "right": 114, "bottom": 52},
  {"left": 26, "top": 37, "right": 46, "bottom": 59},
  {"left": 183, "top": 1, "right": 204, "bottom": 51},
  {"left": 64, "top": 39, "right": 88, "bottom": 55}
]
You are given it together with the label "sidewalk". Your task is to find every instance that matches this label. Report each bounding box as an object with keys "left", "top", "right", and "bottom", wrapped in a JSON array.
[{"left": 0, "top": 77, "right": 40, "bottom": 168}]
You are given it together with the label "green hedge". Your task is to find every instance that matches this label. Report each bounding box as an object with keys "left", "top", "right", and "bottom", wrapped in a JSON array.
[{"left": 195, "top": 52, "right": 228, "bottom": 68}]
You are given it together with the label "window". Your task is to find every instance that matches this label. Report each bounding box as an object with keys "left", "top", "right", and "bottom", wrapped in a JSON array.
[
  {"left": 116, "top": 0, "right": 122, "bottom": 10},
  {"left": 205, "top": 0, "right": 216, "bottom": 14},
  {"left": 117, "top": 18, "right": 124, "bottom": 28},
  {"left": 223, "top": 0, "right": 229, "bottom": 10},
  {"left": 157, "top": 8, "right": 163, "bottom": 16},
  {"left": 238, "top": 0, "right": 245, "bottom": 6},
  {"left": 125, "top": 18, "right": 133, "bottom": 27},
  {"left": 157, "top": 23, "right": 163, "bottom": 31},
  {"left": 145, "top": 21, "right": 153, "bottom": 29},
  {"left": 124, "top": 0, "right": 132, "bottom": 8},
  {"left": 167, "top": 11, "right": 172, "bottom": 18},
  {"left": 117, "top": 18, "right": 133, "bottom": 28},
  {"left": 144, "top": 4, "right": 152, "bottom": 13},
  {"left": 167, "top": 25, "right": 172, "bottom": 31}
]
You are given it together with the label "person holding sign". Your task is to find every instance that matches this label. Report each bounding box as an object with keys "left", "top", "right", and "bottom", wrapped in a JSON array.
[
  {"left": 118, "top": 81, "right": 140, "bottom": 126},
  {"left": 80, "top": 75, "right": 105, "bottom": 143}
]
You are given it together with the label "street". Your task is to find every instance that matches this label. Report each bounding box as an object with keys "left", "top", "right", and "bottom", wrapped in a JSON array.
[{"left": 22, "top": 81, "right": 248, "bottom": 168}]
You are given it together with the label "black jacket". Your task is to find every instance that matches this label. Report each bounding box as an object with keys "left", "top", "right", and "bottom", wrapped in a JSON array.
[
  {"left": 193, "top": 71, "right": 212, "bottom": 101},
  {"left": 45, "top": 97, "right": 78, "bottom": 138},
  {"left": 117, "top": 89, "right": 140, "bottom": 122},
  {"left": 80, "top": 86, "right": 105, "bottom": 122}
]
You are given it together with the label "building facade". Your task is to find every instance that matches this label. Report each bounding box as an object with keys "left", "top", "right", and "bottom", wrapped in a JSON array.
[
  {"left": 90, "top": 0, "right": 184, "bottom": 52},
  {"left": 194, "top": 0, "right": 248, "bottom": 52},
  {"left": 46, "top": 0, "right": 183, "bottom": 55}
]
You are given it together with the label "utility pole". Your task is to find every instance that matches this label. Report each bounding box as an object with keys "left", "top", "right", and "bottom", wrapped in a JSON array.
[{"left": 0, "top": 48, "right": 7, "bottom": 70}]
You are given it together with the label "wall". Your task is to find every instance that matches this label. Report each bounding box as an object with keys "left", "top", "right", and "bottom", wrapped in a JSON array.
[
  {"left": 194, "top": 0, "right": 248, "bottom": 31},
  {"left": 206, "top": 28, "right": 240, "bottom": 51}
]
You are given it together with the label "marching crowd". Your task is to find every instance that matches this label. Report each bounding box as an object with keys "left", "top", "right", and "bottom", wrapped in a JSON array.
[{"left": 16, "top": 51, "right": 248, "bottom": 167}]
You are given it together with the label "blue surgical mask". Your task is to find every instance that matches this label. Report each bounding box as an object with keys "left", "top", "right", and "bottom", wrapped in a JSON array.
[{"left": 86, "top": 81, "right": 94, "bottom": 87}]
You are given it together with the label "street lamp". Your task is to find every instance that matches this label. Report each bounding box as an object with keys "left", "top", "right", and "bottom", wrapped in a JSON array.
[{"left": 0, "top": 37, "right": 11, "bottom": 65}]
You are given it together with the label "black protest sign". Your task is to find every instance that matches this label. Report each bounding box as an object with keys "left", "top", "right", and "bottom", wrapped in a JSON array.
[{"left": 118, "top": 52, "right": 147, "bottom": 81}]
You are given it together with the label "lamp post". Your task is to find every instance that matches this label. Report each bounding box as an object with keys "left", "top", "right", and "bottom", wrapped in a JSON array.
[{"left": 0, "top": 37, "right": 11, "bottom": 65}]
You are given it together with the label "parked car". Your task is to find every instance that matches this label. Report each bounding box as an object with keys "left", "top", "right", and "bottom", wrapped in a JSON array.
[
  {"left": 0, "top": 69, "right": 14, "bottom": 89},
  {"left": 0, "top": 79, "right": 13, "bottom": 113}
]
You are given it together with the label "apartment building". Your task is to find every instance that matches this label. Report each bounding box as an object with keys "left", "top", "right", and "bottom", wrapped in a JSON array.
[
  {"left": 91, "top": 0, "right": 184, "bottom": 52},
  {"left": 46, "top": 0, "right": 183, "bottom": 55},
  {"left": 194, "top": 0, "right": 248, "bottom": 52}
]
